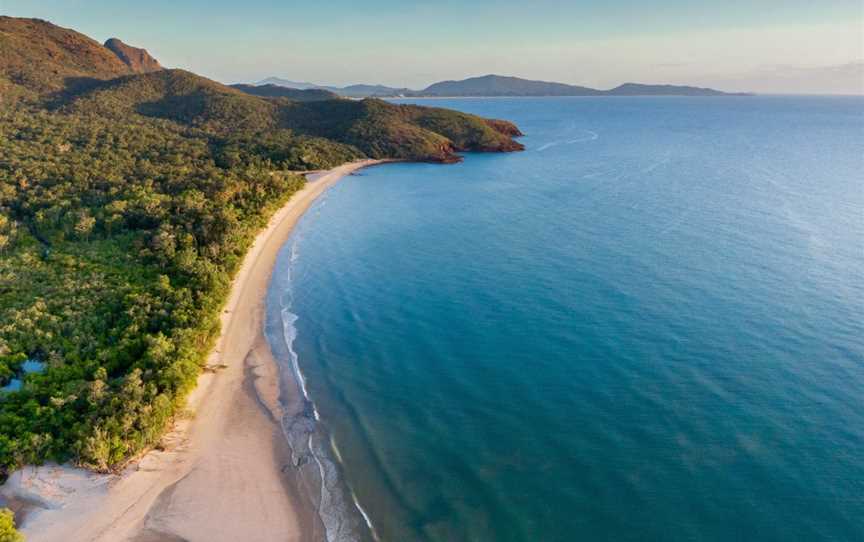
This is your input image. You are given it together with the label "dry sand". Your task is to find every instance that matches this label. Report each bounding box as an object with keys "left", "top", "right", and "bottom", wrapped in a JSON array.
[{"left": 0, "top": 159, "right": 386, "bottom": 542}]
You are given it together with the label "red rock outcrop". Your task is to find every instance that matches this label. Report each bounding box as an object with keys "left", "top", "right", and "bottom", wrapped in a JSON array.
[{"left": 104, "top": 38, "right": 162, "bottom": 73}]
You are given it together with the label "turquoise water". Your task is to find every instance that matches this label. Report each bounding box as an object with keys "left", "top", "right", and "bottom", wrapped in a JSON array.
[{"left": 267, "top": 97, "right": 864, "bottom": 541}]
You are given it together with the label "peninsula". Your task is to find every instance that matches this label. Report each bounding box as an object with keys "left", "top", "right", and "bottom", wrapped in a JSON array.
[{"left": 0, "top": 15, "right": 522, "bottom": 539}]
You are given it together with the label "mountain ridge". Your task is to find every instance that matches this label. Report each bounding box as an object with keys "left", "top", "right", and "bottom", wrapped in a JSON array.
[
  {"left": 0, "top": 17, "right": 166, "bottom": 102},
  {"left": 0, "top": 16, "right": 133, "bottom": 98},
  {"left": 258, "top": 77, "right": 412, "bottom": 98},
  {"left": 230, "top": 83, "right": 339, "bottom": 101}
]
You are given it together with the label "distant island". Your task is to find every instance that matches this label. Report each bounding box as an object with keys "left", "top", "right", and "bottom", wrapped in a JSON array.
[{"left": 257, "top": 74, "right": 752, "bottom": 98}]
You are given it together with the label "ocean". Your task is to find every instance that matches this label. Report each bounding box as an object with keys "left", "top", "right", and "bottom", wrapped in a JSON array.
[{"left": 266, "top": 96, "right": 864, "bottom": 541}]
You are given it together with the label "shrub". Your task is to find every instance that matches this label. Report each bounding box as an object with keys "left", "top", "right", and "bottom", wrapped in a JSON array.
[{"left": 0, "top": 508, "right": 23, "bottom": 542}]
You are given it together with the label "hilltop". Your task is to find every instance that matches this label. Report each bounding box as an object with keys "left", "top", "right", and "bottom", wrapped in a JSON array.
[
  {"left": 0, "top": 16, "right": 133, "bottom": 98},
  {"left": 0, "top": 17, "right": 168, "bottom": 103}
]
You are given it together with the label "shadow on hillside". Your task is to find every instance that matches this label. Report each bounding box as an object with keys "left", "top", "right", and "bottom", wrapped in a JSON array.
[
  {"left": 46, "top": 76, "right": 112, "bottom": 108},
  {"left": 136, "top": 95, "right": 205, "bottom": 124}
]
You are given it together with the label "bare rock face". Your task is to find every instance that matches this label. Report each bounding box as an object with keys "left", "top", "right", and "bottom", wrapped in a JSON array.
[{"left": 104, "top": 38, "right": 162, "bottom": 73}]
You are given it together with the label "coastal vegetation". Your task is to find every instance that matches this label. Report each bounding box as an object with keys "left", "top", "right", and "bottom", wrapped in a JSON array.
[
  {"left": 0, "top": 15, "right": 523, "bottom": 478},
  {"left": 0, "top": 508, "right": 22, "bottom": 542}
]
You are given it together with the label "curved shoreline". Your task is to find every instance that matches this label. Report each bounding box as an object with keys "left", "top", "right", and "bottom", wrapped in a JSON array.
[{"left": 0, "top": 159, "right": 387, "bottom": 542}]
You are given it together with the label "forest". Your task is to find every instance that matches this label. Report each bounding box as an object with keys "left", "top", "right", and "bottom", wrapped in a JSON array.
[{"left": 0, "top": 103, "right": 334, "bottom": 472}]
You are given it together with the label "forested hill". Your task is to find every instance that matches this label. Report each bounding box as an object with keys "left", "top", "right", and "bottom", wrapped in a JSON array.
[
  {"left": 0, "top": 16, "right": 523, "bottom": 481},
  {"left": 230, "top": 83, "right": 339, "bottom": 101},
  {"left": 58, "top": 68, "right": 523, "bottom": 160}
]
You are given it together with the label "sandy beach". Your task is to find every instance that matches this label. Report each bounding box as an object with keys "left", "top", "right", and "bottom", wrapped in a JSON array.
[{"left": 0, "top": 159, "right": 385, "bottom": 542}]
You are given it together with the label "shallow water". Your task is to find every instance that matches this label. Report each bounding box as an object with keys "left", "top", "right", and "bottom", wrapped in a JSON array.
[
  {"left": 1, "top": 360, "right": 45, "bottom": 393},
  {"left": 267, "top": 96, "right": 864, "bottom": 541}
]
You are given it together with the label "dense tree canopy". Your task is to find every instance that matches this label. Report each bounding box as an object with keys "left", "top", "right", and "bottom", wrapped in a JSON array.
[{"left": 0, "top": 103, "right": 357, "bottom": 472}]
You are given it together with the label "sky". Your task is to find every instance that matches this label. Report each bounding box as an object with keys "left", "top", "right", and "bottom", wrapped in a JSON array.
[{"left": 2, "top": 0, "right": 862, "bottom": 94}]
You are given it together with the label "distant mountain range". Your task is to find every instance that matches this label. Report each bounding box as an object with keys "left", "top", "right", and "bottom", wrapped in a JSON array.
[
  {"left": 229, "top": 83, "right": 340, "bottom": 101},
  {"left": 258, "top": 77, "right": 412, "bottom": 98},
  {"left": 257, "top": 74, "right": 750, "bottom": 98}
]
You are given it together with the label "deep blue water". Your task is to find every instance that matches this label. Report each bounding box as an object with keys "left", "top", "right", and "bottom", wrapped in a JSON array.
[{"left": 267, "top": 96, "right": 864, "bottom": 541}]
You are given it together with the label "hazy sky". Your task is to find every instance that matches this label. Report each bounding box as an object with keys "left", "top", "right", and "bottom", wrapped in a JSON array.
[{"left": 2, "top": 0, "right": 862, "bottom": 93}]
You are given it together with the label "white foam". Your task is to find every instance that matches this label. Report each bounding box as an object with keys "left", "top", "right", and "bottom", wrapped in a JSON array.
[
  {"left": 567, "top": 130, "right": 599, "bottom": 143},
  {"left": 281, "top": 308, "right": 310, "bottom": 401},
  {"left": 537, "top": 130, "right": 599, "bottom": 151},
  {"left": 351, "top": 491, "right": 380, "bottom": 542},
  {"left": 276, "top": 238, "right": 378, "bottom": 542},
  {"left": 289, "top": 239, "right": 301, "bottom": 264}
]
